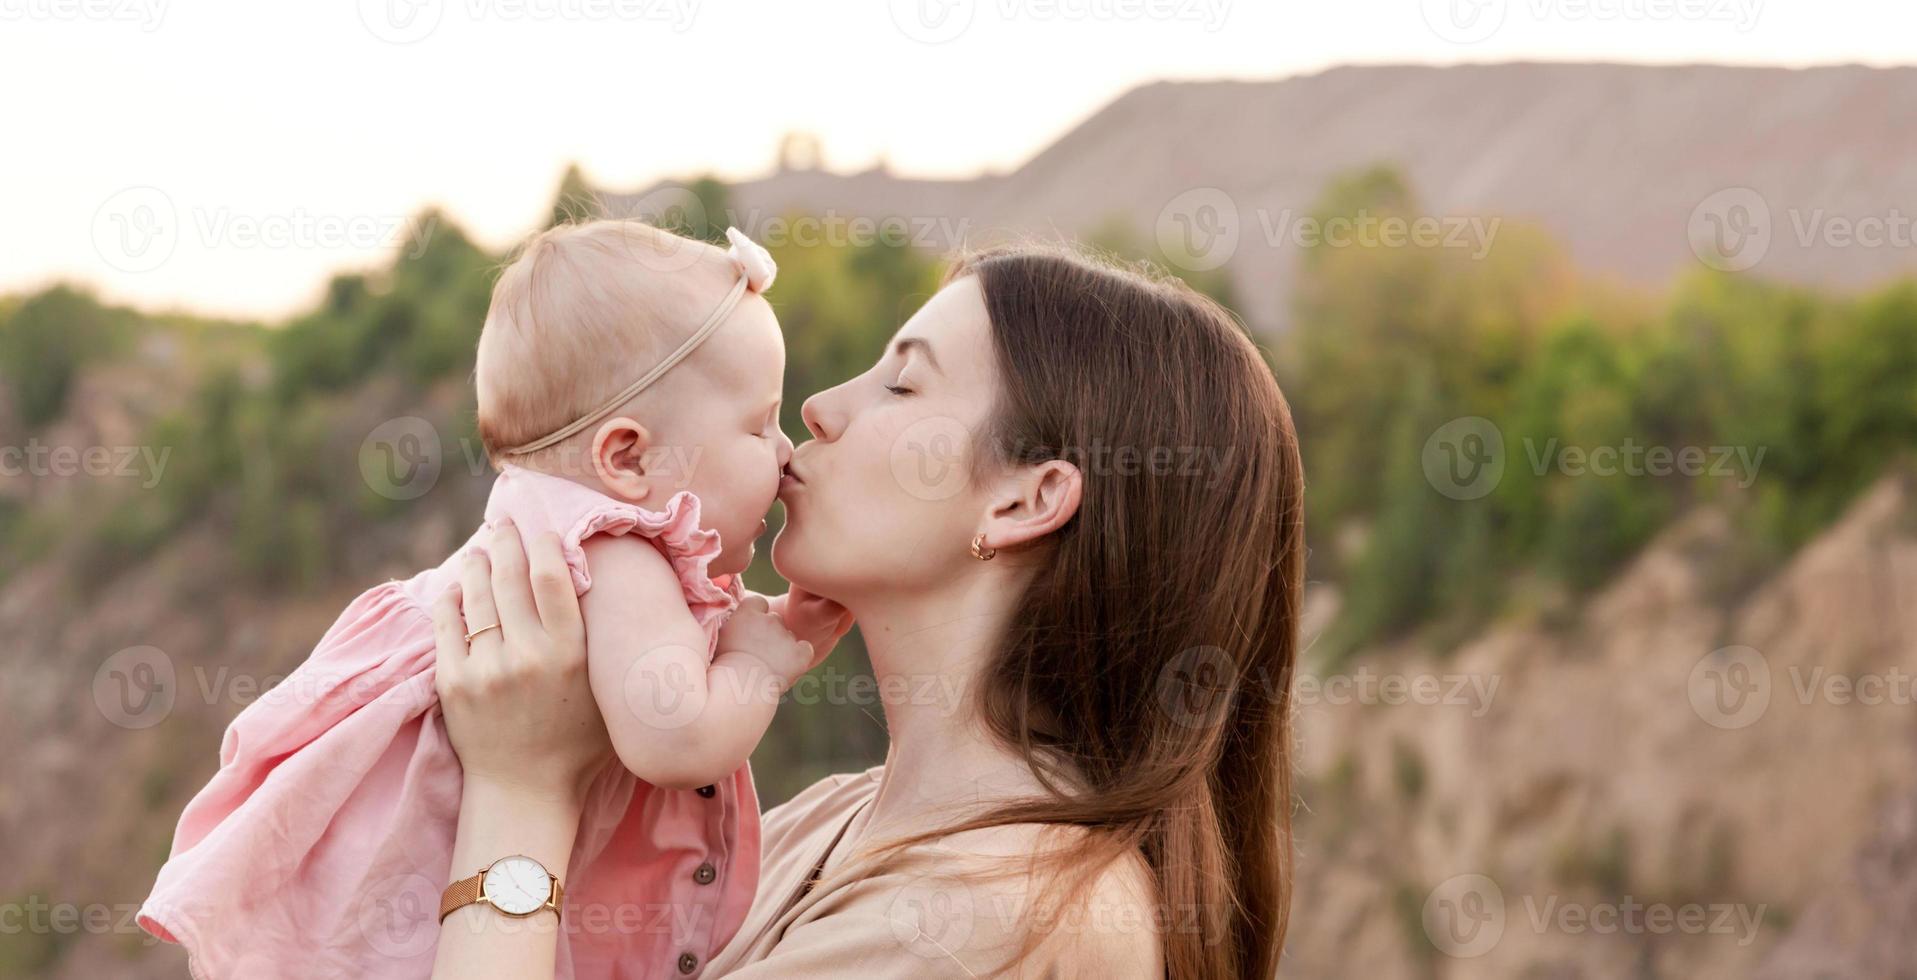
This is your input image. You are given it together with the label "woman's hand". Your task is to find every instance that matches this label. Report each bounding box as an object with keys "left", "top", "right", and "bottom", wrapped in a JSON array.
[{"left": 431, "top": 520, "right": 614, "bottom": 805}]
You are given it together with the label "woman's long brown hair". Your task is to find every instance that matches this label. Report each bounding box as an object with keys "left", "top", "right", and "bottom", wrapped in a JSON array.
[{"left": 859, "top": 245, "right": 1302, "bottom": 978}]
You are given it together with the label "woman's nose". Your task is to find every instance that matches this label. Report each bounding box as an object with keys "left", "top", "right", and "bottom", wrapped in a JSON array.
[{"left": 799, "top": 388, "right": 840, "bottom": 442}]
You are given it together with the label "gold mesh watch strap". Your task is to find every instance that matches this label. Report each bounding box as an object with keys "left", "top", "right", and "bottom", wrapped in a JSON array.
[
  {"left": 438, "top": 868, "right": 564, "bottom": 923},
  {"left": 439, "top": 873, "right": 484, "bottom": 923}
]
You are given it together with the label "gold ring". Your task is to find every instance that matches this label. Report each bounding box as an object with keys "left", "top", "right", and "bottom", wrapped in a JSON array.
[{"left": 464, "top": 623, "right": 501, "bottom": 643}]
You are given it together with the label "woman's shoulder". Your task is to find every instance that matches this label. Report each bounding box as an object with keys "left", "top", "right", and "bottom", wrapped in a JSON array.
[
  {"left": 759, "top": 764, "right": 884, "bottom": 846},
  {"left": 817, "top": 807, "right": 1164, "bottom": 977}
]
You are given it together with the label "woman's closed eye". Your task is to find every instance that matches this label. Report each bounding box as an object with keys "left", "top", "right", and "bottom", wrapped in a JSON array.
[{"left": 882, "top": 371, "right": 915, "bottom": 396}]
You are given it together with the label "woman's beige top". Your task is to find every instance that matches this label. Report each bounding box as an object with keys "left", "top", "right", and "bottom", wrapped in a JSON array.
[{"left": 701, "top": 765, "right": 1165, "bottom": 978}]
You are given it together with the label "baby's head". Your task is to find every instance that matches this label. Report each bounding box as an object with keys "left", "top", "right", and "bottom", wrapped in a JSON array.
[{"left": 476, "top": 220, "right": 791, "bottom": 575}]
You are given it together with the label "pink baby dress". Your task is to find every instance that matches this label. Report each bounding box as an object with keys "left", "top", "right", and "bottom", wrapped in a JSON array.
[{"left": 138, "top": 465, "right": 759, "bottom": 980}]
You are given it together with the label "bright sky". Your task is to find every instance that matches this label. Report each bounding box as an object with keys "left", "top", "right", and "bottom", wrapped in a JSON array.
[{"left": 4, "top": 0, "right": 1913, "bottom": 319}]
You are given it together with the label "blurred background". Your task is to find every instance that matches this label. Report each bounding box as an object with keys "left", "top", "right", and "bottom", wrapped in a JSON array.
[{"left": 4, "top": 1, "right": 1916, "bottom": 976}]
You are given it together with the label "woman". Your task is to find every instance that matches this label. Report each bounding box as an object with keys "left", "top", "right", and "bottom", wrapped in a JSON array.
[{"left": 427, "top": 245, "right": 1304, "bottom": 978}]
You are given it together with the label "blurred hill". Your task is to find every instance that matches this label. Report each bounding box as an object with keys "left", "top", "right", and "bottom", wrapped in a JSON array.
[
  {"left": 604, "top": 63, "right": 1917, "bottom": 332},
  {"left": 1286, "top": 469, "right": 1917, "bottom": 978}
]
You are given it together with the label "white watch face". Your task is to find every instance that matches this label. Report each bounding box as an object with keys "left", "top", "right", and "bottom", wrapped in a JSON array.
[{"left": 482, "top": 855, "right": 552, "bottom": 915}]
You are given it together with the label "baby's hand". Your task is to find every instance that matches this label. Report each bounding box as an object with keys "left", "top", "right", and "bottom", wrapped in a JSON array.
[
  {"left": 764, "top": 587, "right": 854, "bottom": 672},
  {"left": 718, "top": 595, "right": 814, "bottom": 688}
]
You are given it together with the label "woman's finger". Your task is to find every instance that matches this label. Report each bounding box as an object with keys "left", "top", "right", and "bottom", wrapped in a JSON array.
[
  {"left": 737, "top": 593, "right": 770, "bottom": 616},
  {"left": 431, "top": 585, "right": 469, "bottom": 696},
  {"left": 458, "top": 551, "right": 504, "bottom": 659},
  {"left": 487, "top": 522, "right": 543, "bottom": 652},
  {"left": 525, "top": 531, "right": 584, "bottom": 646}
]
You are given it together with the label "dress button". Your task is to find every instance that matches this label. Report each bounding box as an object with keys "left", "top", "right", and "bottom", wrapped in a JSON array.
[
  {"left": 677, "top": 951, "right": 699, "bottom": 974},
  {"left": 696, "top": 784, "right": 716, "bottom": 798},
  {"left": 693, "top": 862, "right": 716, "bottom": 885}
]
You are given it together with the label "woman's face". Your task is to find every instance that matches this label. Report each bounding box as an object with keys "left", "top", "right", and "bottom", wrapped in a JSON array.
[{"left": 773, "top": 277, "right": 1000, "bottom": 601}]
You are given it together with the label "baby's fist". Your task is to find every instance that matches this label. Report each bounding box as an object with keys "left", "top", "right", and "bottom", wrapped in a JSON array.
[{"left": 718, "top": 595, "right": 814, "bottom": 688}]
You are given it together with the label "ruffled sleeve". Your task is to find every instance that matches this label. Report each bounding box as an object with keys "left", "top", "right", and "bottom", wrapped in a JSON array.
[{"left": 476, "top": 465, "right": 742, "bottom": 636}]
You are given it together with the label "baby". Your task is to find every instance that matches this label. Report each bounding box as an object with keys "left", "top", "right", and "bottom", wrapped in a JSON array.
[{"left": 138, "top": 221, "right": 836, "bottom": 980}]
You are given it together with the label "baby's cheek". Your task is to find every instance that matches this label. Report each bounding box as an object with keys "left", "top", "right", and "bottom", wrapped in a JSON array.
[{"left": 718, "top": 445, "right": 781, "bottom": 525}]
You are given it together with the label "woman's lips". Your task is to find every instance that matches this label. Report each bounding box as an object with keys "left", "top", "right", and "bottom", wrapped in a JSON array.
[{"left": 779, "top": 464, "right": 805, "bottom": 493}]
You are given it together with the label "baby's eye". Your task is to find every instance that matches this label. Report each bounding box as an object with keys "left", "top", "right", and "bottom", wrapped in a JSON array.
[{"left": 883, "top": 384, "right": 914, "bottom": 396}]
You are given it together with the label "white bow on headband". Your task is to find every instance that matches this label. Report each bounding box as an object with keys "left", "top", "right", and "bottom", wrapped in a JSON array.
[{"left": 503, "top": 226, "right": 778, "bottom": 457}]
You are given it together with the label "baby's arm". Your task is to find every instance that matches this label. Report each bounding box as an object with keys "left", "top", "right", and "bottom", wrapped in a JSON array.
[{"left": 579, "top": 536, "right": 807, "bottom": 790}]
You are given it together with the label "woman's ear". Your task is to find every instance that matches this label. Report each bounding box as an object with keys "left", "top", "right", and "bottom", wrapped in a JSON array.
[
  {"left": 590, "top": 417, "right": 654, "bottom": 501},
  {"left": 979, "top": 459, "right": 1083, "bottom": 554}
]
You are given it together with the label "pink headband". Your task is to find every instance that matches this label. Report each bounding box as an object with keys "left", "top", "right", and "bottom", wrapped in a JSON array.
[{"left": 503, "top": 227, "right": 778, "bottom": 457}]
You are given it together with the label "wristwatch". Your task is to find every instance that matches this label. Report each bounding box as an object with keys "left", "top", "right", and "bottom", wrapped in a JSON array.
[{"left": 439, "top": 854, "right": 565, "bottom": 923}]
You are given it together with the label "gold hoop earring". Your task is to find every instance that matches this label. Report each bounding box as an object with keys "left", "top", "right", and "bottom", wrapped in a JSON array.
[{"left": 970, "top": 533, "right": 997, "bottom": 561}]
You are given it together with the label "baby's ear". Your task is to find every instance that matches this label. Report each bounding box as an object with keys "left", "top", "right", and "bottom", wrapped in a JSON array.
[{"left": 591, "top": 417, "right": 654, "bottom": 501}]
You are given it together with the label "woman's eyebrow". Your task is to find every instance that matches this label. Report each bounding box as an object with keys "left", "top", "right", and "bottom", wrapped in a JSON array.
[{"left": 892, "top": 337, "right": 942, "bottom": 374}]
